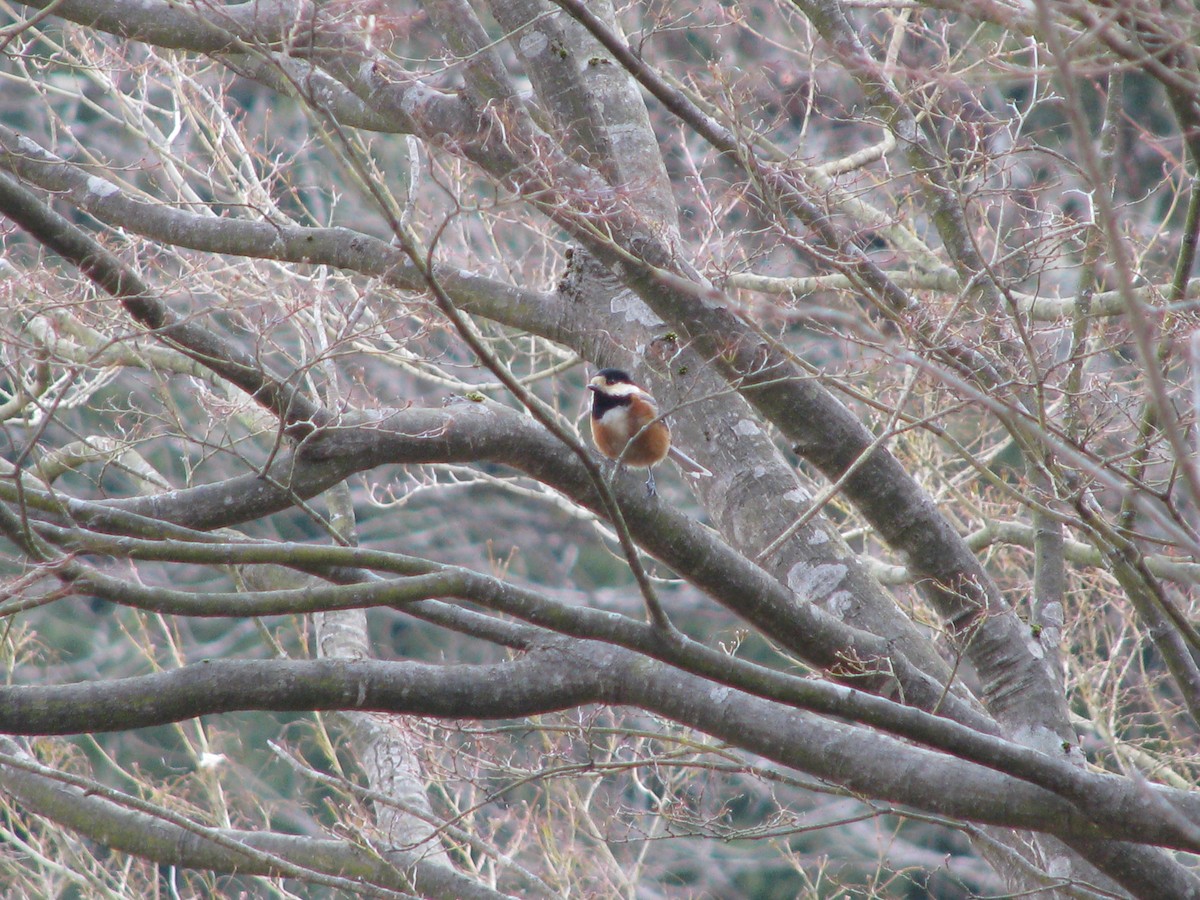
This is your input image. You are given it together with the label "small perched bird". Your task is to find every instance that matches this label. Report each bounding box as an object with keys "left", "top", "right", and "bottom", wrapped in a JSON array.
[{"left": 587, "top": 368, "right": 709, "bottom": 495}]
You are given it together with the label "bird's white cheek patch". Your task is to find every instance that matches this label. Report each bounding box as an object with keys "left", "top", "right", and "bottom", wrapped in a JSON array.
[{"left": 603, "top": 383, "right": 640, "bottom": 398}]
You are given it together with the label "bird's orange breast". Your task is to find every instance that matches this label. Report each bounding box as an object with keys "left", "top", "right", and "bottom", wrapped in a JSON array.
[{"left": 591, "top": 399, "right": 670, "bottom": 467}]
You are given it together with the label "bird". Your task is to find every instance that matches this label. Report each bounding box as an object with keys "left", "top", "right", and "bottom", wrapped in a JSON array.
[{"left": 587, "top": 368, "right": 710, "bottom": 495}]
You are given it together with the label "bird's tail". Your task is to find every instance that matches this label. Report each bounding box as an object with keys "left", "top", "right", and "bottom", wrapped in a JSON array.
[{"left": 668, "top": 446, "right": 713, "bottom": 478}]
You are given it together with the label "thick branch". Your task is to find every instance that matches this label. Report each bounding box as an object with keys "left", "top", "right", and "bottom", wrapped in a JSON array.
[
  {"left": 1, "top": 650, "right": 1199, "bottom": 859},
  {"left": 12, "top": 0, "right": 312, "bottom": 52}
]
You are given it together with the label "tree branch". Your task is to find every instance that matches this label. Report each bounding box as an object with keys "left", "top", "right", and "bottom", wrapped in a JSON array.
[
  {"left": 2, "top": 651, "right": 1199, "bottom": 857},
  {"left": 0, "top": 738, "right": 513, "bottom": 900},
  {"left": 0, "top": 169, "right": 327, "bottom": 436}
]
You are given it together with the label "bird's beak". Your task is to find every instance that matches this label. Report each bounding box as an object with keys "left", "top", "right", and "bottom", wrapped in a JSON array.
[{"left": 587, "top": 383, "right": 601, "bottom": 392}]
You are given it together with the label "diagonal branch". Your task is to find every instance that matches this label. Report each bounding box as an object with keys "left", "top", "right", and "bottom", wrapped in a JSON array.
[{"left": 0, "top": 169, "right": 327, "bottom": 436}]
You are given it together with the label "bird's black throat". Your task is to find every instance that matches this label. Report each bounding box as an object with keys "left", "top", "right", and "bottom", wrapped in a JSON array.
[{"left": 590, "top": 390, "right": 630, "bottom": 418}]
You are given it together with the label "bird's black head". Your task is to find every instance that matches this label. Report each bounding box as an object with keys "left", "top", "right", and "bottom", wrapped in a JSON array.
[
  {"left": 588, "top": 368, "right": 638, "bottom": 415},
  {"left": 594, "top": 368, "right": 634, "bottom": 385}
]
